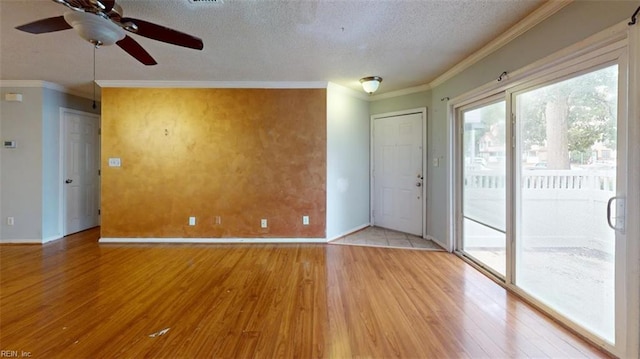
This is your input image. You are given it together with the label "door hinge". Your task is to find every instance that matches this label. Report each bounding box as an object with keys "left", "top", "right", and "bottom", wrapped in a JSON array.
[
  {"left": 98, "top": 128, "right": 101, "bottom": 135},
  {"left": 98, "top": 209, "right": 101, "bottom": 215},
  {"left": 98, "top": 169, "right": 101, "bottom": 176}
]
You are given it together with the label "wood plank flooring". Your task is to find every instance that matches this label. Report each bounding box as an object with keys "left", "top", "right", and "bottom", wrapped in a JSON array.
[{"left": 0, "top": 227, "right": 609, "bottom": 358}]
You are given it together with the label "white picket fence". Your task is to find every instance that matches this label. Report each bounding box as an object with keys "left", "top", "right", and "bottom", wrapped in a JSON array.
[
  {"left": 464, "top": 170, "right": 615, "bottom": 191},
  {"left": 463, "top": 170, "right": 616, "bottom": 251}
]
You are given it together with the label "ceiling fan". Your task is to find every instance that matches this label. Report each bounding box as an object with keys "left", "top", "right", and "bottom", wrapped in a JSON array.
[{"left": 15, "top": 0, "right": 204, "bottom": 65}]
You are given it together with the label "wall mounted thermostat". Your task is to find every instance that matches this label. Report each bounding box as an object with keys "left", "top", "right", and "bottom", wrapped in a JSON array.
[{"left": 3, "top": 140, "right": 16, "bottom": 148}]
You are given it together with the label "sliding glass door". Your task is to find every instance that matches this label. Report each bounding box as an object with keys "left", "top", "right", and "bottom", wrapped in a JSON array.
[
  {"left": 459, "top": 99, "right": 507, "bottom": 277},
  {"left": 514, "top": 64, "right": 619, "bottom": 343},
  {"left": 455, "top": 47, "right": 629, "bottom": 355}
]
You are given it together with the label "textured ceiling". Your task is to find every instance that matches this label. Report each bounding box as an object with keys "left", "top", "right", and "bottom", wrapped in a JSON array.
[{"left": 0, "top": 0, "right": 545, "bottom": 98}]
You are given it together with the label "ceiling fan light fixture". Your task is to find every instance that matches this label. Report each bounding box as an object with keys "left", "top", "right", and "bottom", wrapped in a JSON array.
[
  {"left": 63, "top": 11, "right": 125, "bottom": 46},
  {"left": 16, "top": 1, "right": 203, "bottom": 66},
  {"left": 360, "top": 76, "right": 382, "bottom": 94}
]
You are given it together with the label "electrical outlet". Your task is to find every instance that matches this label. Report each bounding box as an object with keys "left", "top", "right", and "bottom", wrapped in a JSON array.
[
  {"left": 302, "top": 216, "right": 309, "bottom": 225},
  {"left": 261, "top": 219, "right": 268, "bottom": 228},
  {"left": 189, "top": 216, "right": 196, "bottom": 226},
  {"left": 7, "top": 217, "right": 14, "bottom": 226}
]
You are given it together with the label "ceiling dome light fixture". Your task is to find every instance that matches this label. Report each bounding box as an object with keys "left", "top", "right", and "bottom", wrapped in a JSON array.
[{"left": 360, "top": 76, "right": 383, "bottom": 94}]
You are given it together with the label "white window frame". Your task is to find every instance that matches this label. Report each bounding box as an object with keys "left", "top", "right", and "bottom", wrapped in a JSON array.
[{"left": 454, "top": 94, "right": 509, "bottom": 281}]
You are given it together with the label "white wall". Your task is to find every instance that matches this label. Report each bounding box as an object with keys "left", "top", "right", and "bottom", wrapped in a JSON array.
[
  {"left": 0, "top": 84, "right": 99, "bottom": 242},
  {"left": 42, "top": 89, "right": 61, "bottom": 241},
  {"left": 0, "top": 87, "right": 44, "bottom": 241},
  {"left": 326, "top": 83, "right": 370, "bottom": 240}
]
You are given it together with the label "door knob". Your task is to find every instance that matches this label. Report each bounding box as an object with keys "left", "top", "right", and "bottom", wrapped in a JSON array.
[
  {"left": 416, "top": 182, "right": 422, "bottom": 187},
  {"left": 65, "top": 179, "right": 73, "bottom": 184}
]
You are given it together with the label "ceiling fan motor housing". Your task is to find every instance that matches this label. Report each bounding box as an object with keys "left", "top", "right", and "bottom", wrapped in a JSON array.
[{"left": 64, "top": 11, "right": 125, "bottom": 46}]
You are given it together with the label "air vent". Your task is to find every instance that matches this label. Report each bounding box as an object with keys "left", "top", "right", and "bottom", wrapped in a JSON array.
[{"left": 188, "top": 0, "right": 223, "bottom": 3}]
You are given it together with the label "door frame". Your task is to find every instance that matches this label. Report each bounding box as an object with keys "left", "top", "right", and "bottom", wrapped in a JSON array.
[
  {"left": 370, "top": 107, "right": 427, "bottom": 237},
  {"left": 58, "top": 107, "right": 101, "bottom": 237}
]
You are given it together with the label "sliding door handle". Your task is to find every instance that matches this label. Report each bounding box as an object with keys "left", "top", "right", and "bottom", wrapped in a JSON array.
[{"left": 607, "top": 196, "right": 625, "bottom": 233}]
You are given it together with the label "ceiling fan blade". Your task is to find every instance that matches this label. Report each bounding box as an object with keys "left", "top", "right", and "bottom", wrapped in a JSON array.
[
  {"left": 15, "top": 16, "right": 72, "bottom": 34},
  {"left": 120, "top": 17, "right": 204, "bottom": 50},
  {"left": 116, "top": 35, "right": 157, "bottom": 66}
]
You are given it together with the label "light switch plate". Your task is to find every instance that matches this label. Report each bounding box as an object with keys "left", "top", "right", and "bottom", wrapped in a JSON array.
[{"left": 108, "top": 158, "right": 121, "bottom": 167}]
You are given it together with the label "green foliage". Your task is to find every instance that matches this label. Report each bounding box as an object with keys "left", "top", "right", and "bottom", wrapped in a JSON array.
[
  {"left": 519, "top": 91, "right": 546, "bottom": 150},
  {"left": 519, "top": 65, "right": 618, "bottom": 157},
  {"left": 463, "top": 65, "right": 617, "bottom": 166}
]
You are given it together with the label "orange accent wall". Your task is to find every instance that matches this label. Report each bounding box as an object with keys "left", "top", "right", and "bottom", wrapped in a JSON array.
[{"left": 101, "top": 88, "right": 326, "bottom": 238}]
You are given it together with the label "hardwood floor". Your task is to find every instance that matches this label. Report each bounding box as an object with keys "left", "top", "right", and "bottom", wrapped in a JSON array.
[{"left": 0, "top": 227, "right": 609, "bottom": 358}]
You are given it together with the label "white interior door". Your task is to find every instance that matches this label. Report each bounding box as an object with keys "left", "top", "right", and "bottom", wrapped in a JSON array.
[
  {"left": 373, "top": 113, "right": 424, "bottom": 235},
  {"left": 63, "top": 109, "right": 99, "bottom": 235}
]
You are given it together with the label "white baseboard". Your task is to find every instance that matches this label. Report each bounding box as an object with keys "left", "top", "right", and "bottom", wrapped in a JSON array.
[
  {"left": 426, "top": 235, "right": 450, "bottom": 252},
  {"left": 0, "top": 238, "right": 42, "bottom": 244},
  {"left": 99, "top": 237, "right": 328, "bottom": 244},
  {"left": 327, "top": 223, "right": 371, "bottom": 242},
  {"left": 0, "top": 235, "right": 61, "bottom": 244},
  {"left": 42, "top": 235, "right": 63, "bottom": 244}
]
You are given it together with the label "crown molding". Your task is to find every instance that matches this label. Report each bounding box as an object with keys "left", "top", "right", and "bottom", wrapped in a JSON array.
[
  {"left": 327, "top": 82, "right": 370, "bottom": 101},
  {"left": 370, "top": 83, "right": 431, "bottom": 101},
  {"left": 0, "top": 80, "right": 64, "bottom": 91},
  {"left": 428, "top": 0, "right": 572, "bottom": 89},
  {"left": 96, "top": 80, "right": 329, "bottom": 89},
  {"left": 370, "top": 0, "right": 572, "bottom": 102},
  {"left": 0, "top": 80, "right": 93, "bottom": 100}
]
